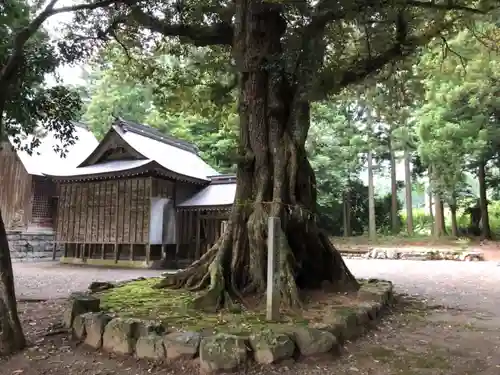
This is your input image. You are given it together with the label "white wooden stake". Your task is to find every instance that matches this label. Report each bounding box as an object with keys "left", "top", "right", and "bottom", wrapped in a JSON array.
[{"left": 266, "top": 216, "right": 281, "bottom": 321}]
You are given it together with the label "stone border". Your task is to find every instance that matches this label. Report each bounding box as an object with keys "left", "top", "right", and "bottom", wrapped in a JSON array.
[
  {"left": 63, "top": 279, "right": 394, "bottom": 373},
  {"left": 342, "top": 248, "right": 484, "bottom": 261}
]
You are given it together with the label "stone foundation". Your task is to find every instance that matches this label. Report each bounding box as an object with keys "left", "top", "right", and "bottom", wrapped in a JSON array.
[
  {"left": 64, "top": 279, "right": 395, "bottom": 373},
  {"left": 7, "top": 230, "right": 63, "bottom": 262}
]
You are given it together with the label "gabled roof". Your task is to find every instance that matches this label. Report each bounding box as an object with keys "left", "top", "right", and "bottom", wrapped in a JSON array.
[
  {"left": 46, "top": 119, "right": 219, "bottom": 183},
  {"left": 178, "top": 175, "right": 236, "bottom": 208},
  {"left": 11, "top": 122, "right": 98, "bottom": 176},
  {"left": 113, "top": 119, "right": 218, "bottom": 181}
]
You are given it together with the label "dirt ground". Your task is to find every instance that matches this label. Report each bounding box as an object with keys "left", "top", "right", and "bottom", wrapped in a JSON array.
[{"left": 2, "top": 259, "right": 500, "bottom": 374}]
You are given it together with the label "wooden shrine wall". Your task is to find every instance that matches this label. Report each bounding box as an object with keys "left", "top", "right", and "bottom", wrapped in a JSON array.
[
  {"left": 0, "top": 144, "right": 32, "bottom": 229},
  {"left": 56, "top": 177, "right": 152, "bottom": 244}
]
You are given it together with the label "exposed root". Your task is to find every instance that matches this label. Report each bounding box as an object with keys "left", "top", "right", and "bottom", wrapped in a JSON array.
[
  {"left": 191, "top": 258, "right": 225, "bottom": 313},
  {"left": 318, "top": 230, "right": 359, "bottom": 291},
  {"left": 154, "top": 244, "right": 219, "bottom": 289}
]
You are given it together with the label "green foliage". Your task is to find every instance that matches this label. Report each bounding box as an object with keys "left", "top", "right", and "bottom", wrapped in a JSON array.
[
  {"left": 318, "top": 179, "right": 402, "bottom": 236},
  {"left": 416, "top": 23, "right": 500, "bottom": 201},
  {"left": 79, "top": 43, "right": 238, "bottom": 172},
  {"left": 1, "top": 0, "right": 83, "bottom": 151},
  {"left": 485, "top": 201, "right": 500, "bottom": 236},
  {"left": 402, "top": 208, "right": 433, "bottom": 235}
]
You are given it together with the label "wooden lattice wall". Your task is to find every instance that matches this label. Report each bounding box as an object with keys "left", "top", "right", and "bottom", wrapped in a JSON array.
[
  {"left": 31, "top": 176, "right": 56, "bottom": 229},
  {"left": 56, "top": 177, "right": 153, "bottom": 244},
  {"left": 176, "top": 209, "right": 230, "bottom": 262}
]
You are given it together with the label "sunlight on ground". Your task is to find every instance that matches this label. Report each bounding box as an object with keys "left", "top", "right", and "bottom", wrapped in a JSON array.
[{"left": 98, "top": 278, "right": 366, "bottom": 335}]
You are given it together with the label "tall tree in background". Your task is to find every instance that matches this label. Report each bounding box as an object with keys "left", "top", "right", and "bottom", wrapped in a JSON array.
[
  {"left": 364, "top": 62, "right": 424, "bottom": 235},
  {"left": 67, "top": 0, "right": 499, "bottom": 309},
  {"left": 309, "top": 101, "right": 364, "bottom": 237},
  {"left": 417, "top": 23, "right": 500, "bottom": 239},
  {"left": 0, "top": 0, "right": 121, "bottom": 356}
]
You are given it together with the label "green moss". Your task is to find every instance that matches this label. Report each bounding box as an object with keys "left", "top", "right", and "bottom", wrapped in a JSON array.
[{"left": 98, "top": 277, "right": 382, "bottom": 335}]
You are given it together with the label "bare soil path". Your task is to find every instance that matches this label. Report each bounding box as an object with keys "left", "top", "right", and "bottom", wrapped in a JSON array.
[{"left": 2, "top": 260, "right": 499, "bottom": 375}]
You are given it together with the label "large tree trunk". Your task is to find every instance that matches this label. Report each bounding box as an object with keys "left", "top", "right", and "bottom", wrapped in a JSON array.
[
  {"left": 389, "top": 143, "right": 399, "bottom": 234},
  {"left": 367, "top": 150, "right": 377, "bottom": 240},
  {"left": 404, "top": 148, "right": 413, "bottom": 236},
  {"left": 478, "top": 160, "right": 491, "bottom": 239},
  {"left": 157, "top": 2, "right": 358, "bottom": 310},
  {"left": 0, "top": 209, "right": 26, "bottom": 355}
]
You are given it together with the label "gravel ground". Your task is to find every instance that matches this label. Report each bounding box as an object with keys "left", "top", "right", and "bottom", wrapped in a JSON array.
[
  {"left": 12, "top": 262, "right": 164, "bottom": 300},
  {"left": 3, "top": 259, "right": 500, "bottom": 375}
]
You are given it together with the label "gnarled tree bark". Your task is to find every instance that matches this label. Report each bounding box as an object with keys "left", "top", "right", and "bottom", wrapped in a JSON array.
[
  {"left": 0, "top": 209, "right": 25, "bottom": 356},
  {"left": 157, "top": 2, "right": 358, "bottom": 310}
]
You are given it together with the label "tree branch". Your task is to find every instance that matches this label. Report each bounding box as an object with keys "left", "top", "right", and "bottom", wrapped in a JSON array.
[
  {"left": 127, "top": 6, "right": 233, "bottom": 47},
  {"left": 0, "top": 0, "right": 123, "bottom": 85},
  {"left": 307, "top": 0, "right": 488, "bottom": 38},
  {"left": 50, "top": 0, "right": 120, "bottom": 15},
  {"left": 315, "top": 18, "right": 456, "bottom": 99},
  {"left": 405, "top": 0, "right": 489, "bottom": 13}
]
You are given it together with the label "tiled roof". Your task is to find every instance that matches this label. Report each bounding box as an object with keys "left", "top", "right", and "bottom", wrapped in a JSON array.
[
  {"left": 178, "top": 175, "right": 236, "bottom": 207},
  {"left": 44, "top": 159, "right": 152, "bottom": 177},
  {"left": 12, "top": 122, "right": 98, "bottom": 176},
  {"left": 114, "top": 120, "right": 218, "bottom": 181}
]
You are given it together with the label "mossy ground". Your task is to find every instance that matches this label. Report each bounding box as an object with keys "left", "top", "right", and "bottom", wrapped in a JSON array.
[{"left": 98, "top": 278, "right": 370, "bottom": 335}]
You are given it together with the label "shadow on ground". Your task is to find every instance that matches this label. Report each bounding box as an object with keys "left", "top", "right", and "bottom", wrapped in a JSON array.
[{"left": 1, "top": 294, "right": 499, "bottom": 375}]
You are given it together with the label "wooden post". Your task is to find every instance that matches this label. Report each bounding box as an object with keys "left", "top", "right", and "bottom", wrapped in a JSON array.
[
  {"left": 175, "top": 211, "right": 181, "bottom": 259},
  {"left": 52, "top": 242, "right": 57, "bottom": 260},
  {"left": 114, "top": 181, "right": 119, "bottom": 263},
  {"left": 266, "top": 216, "right": 281, "bottom": 321},
  {"left": 146, "top": 243, "right": 151, "bottom": 265},
  {"left": 195, "top": 211, "right": 201, "bottom": 260}
]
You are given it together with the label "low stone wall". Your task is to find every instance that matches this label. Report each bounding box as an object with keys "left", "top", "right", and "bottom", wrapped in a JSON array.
[
  {"left": 7, "top": 230, "right": 63, "bottom": 262},
  {"left": 63, "top": 279, "right": 394, "bottom": 373},
  {"left": 341, "top": 248, "right": 485, "bottom": 261}
]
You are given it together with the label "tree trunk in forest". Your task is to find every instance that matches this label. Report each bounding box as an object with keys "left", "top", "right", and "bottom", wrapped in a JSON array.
[
  {"left": 450, "top": 202, "right": 458, "bottom": 238},
  {"left": 404, "top": 148, "right": 413, "bottom": 236},
  {"left": 157, "top": 2, "right": 358, "bottom": 310},
  {"left": 343, "top": 185, "right": 352, "bottom": 237},
  {"left": 478, "top": 160, "right": 491, "bottom": 239},
  {"left": 433, "top": 195, "right": 446, "bottom": 237},
  {"left": 367, "top": 150, "right": 376, "bottom": 240},
  {"left": 428, "top": 170, "right": 434, "bottom": 235},
  {"left": 389, "top": 144, "right": 399, "bottom": 234},
  {"left": 0, "top": 209, "right": 26, "bottom": 355}
]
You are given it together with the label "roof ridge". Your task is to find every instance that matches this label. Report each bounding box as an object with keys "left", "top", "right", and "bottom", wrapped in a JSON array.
[
  {"left": 208, "top": 174, "right": 237, "bottom": 184},
  {"left": 114, "top": 118, "right": 200, "bottom": 155}
]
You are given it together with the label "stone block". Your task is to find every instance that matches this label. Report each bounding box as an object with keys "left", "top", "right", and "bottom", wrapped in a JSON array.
[
  {"left": 136, "top": 334, "right": 165, "bottom": 360},
  {"left": 102, "top": 318, "right": 142, "bottom": 355},
  {"left": 199, "top": 334, "right": 248, "bottom": 373},
  {"left": 84, "top": 312, "right": 112, "bottom": 349},
  {"left": 163, "top": 331, "right": 201, "bottom": 360},
  {"left": 249, "top": 331, "right": 295, "bottom": 364},
  {"left": 63, "top": 293, "right": 100, "bottom": 329}
]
